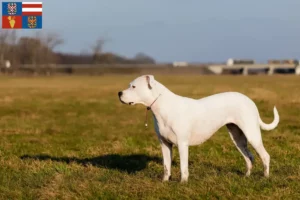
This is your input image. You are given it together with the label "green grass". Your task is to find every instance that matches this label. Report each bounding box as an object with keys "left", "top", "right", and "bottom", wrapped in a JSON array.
[{"left": 0, "top": 75, "right": 299, "bottom": 199}]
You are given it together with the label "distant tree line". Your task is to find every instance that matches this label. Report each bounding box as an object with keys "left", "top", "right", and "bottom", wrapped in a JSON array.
[{"left": 0, "top": 30, "right": 156, "bottom": 66}]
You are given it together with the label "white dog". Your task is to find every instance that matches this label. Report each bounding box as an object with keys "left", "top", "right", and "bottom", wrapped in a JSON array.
[{"left": 118, "top": 75, "right": 279, "bottom": 182}]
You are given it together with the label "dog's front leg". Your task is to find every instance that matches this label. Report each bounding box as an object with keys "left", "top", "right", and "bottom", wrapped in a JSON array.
[
  {"left": 178, "top": 141, "right": 189, "bottom": 183},
  {"left": 160, "top": 139, "right": 173, "bottom": 182}
]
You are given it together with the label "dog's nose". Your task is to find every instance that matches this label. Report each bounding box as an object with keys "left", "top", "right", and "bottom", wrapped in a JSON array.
[{"left": 118, "top": 91, "right": 123, "bottom": 97}]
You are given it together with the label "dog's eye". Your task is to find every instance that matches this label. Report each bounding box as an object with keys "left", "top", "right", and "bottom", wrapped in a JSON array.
[{"left": 132, "top": 85, "right": 136, "bottom": 89}]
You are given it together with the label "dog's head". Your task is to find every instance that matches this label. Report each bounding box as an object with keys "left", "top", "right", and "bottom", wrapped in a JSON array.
[{"left": 118, "top": 75, "right": 157, "bottom": 106}]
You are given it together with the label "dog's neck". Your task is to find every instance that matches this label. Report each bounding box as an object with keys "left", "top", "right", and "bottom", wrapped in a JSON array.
[{"left": 148, "top": 81, "right": 176, "bottom": 115}]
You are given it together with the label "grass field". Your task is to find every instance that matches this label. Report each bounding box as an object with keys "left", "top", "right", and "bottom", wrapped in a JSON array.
[{"left": 0, "top": 75, "right": 299, "bottom": 199}]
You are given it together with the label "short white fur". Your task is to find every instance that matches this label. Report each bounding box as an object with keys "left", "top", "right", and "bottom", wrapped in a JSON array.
[{"left": 119, "top": 75, "right": 279, "bottom": 182}]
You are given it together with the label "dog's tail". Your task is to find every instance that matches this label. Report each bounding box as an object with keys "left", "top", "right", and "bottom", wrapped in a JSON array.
[{"left": 258, "top": 106, "right": 279, "bottom": 131}]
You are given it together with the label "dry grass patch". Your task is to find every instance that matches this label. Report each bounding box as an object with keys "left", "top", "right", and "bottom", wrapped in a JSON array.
[{"left": 0, "top": 75, "right": 299, "bottom": 199}]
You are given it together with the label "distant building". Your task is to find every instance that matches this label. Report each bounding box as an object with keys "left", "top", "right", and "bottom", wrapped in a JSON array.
[
  {"left": 226, "top": 58, "right": 255, "bottom": 66},
  {"left": 268, "top": 59, "right": 299, "bottom": 66},
  {"left": 267, "top": 60, "right": 281, "bottom": 64},
  {"left": 173, "top": 61, "right": 188, "bottom": 67}
]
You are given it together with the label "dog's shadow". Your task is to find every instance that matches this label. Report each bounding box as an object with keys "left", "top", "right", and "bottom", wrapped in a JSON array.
[
  {"left": 20, "top": 154, "right": 162, "bottom": 174},
  {"left": 20, "top": 154, "right": 245, "bottom": 176}
]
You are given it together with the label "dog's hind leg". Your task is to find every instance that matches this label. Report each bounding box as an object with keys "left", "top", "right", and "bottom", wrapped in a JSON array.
[
  {"left": 238, "top": 122, "right": 270, "bottom": 177},
  {"left": 252, "top": 142, "right": 270, "bottom": 177},
  {"left": 226, "top": 123, "right": 254, "bottom": 176}
]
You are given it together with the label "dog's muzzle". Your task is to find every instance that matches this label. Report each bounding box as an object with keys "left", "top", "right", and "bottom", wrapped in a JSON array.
[
  {"left": 118, "top": 91, "right": 134, "bottom": 105},
  {"left": 118, "top": 91, "right": 126, "bottom": 104}
]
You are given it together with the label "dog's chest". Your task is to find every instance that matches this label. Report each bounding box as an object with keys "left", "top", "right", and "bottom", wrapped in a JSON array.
[{"left": 153, "top": 114, "right": 177, "bottom": 145}]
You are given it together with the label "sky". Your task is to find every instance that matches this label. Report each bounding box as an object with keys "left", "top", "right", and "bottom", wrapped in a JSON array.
[{"left": 1, "top": 0, "right": 300, "bottom": 62}]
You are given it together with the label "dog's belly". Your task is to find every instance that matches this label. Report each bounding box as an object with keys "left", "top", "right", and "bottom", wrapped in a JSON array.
[
  {"left": 188, "top": 128, "right": 218, "bottom": 146},
  {"left": 188, "top": 117, "right": 229, "bottom": 146},
  {"left": 159, "top": 125, "right": 220, "bottom": 146}
]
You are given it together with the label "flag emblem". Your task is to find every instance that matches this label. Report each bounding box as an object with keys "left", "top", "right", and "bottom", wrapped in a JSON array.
[
  {"left": 7, "top": 2, "right": 17, "bottom": 15},
  {"left": 2, "top": 2, "right": 42, "bottom": 29},
  {"left": 27, "top": 16, "right": 37, "bottom": 28},
  {"left": 8, "top": 16, "right": 16, "bottom": 28}
]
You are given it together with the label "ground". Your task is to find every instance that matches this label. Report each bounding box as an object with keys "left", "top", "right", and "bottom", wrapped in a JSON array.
[{"left": 0, "top": 75, "right": 299, "bottom": 200}]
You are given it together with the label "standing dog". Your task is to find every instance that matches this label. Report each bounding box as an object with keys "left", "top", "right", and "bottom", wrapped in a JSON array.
[{"left": 118, "top": 75, "right": 279, "bottom": 182}]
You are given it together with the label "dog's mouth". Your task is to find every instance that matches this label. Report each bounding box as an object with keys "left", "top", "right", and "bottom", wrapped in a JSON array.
[
  {"left": 119, "top": 97, "right": 126, "bottom": 104},
  {"left": 119, "top": 97, "right": 134, "bottom": 105}
]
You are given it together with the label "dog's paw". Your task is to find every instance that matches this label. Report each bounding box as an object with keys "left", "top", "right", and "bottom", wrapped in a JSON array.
[
  {"left": 162, "top": 175, "right": 170, "bottom": 182},
  {"left": 180, "top": 178, "right": 188, "bottom": 183},
  {"left": 245, "top": 171, "right": 251, "bottom": 177}
]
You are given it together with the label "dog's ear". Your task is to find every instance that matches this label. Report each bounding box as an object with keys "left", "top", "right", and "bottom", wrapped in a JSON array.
[{"left": 145, "top": 75, "right": 155, "bottom": 89}]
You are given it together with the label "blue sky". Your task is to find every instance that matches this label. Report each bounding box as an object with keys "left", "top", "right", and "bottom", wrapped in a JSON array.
[{"left": 2, "top": 0, "right": 300, "bottom": 62}]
